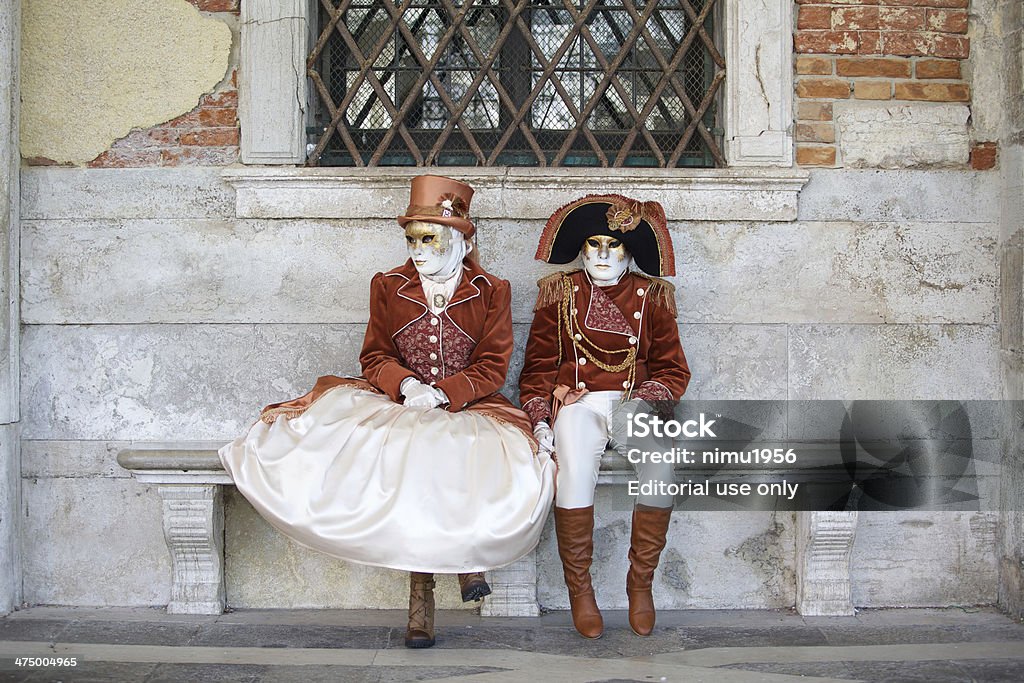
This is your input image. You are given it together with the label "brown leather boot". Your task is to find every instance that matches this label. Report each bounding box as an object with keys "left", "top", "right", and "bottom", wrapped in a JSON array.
[
  {"left": 554, "top": 506, "right": 603, "bottom": 639},
  {"left": 626, "top": 504, "right": 673, "bottom": 636},
  {"left": 457, "top": 572, "right": 492, "bottom": 602},
  {"left": 405, "top": 572, "right": 435, "bottom": 648}
]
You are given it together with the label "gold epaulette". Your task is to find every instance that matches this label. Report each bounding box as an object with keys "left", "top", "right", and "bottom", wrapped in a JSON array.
[
  {"left": 535, "top": 270, "right": 578, "bottom": 311},
  {"left": 642, "top": 275, "right": 677, "bottom": 318}
]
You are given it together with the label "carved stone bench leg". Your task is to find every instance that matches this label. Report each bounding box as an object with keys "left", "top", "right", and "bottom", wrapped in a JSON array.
[
  {"left": 481, "top": 551, "right": 540, "bottom": 617},
  {"left": 157, "top": 484, "right": 226, "bottom": 615},
  {"left": 796, "top": 511, "right": 858, "bottom": 616}
]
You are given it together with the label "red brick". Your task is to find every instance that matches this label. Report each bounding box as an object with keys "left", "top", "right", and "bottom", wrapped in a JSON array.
[
  {"left": 201, "top": 89, "right": 238, "bottom": 108},
  {"left": 188, "top": 0, "right": 240, "bottom": 12},
  {"left": 854, "top": 80, "right": 893, "bottom": 99},
  {"left": 833, "top": 7, "right": 879, "bottom": 30},
  {"left": 796, "top": 145, "right": 837, "bottom": 166},
  {"left": 894, "top": 81, "right": 970, "bottom": 101},
  {"left": 858, "top": 31, "right": 882, "bottom": 54},
  {"left": 24, "top": 156, "right": 66, "bottom": 166},
  {"left": 931, "top": 34, "right": 970, "bottom": 59},
  {"left": 147, "top": 128, "right": 181, "bottom": 146},
  {"left": 796, "top": 122, "right": 836, "bottom": 143},
  {"left": 797, "top": 56, "right": 834, "bottom": 74},
  {"left": 880, "top": 0, "right": 966, "bottom": 7},
  {"left": 797, "top": 101, "right": 834, "bottom": 121},
  {"left": 798, "top": 6, "right": 832, "bottom": 30},
  {"left": 160, "top": 146, "right": 239, "bottom": 166},
  {"left": 88, "top": 149, "right": 162, "bottom": 168},
  {"left": 164, "top": 111, "right": 202, "bottom": 128},
  {"left": 927, "top": 9, "right": 968, "bottom": 34},
  {"left": 180, "top": 128, "right": 240, "bottom": 146},
  {"left": 836, "top": 57, "right": 911, "bottom": 77},
  {"left": 799, "top": 0, "right": 878, "bottom": 4},
  {"left": 882, "top": 31, "right": 932, "bottom": 56},
  {"left": 796, "top": 78, "right": 852, "bottom": 99},
  {"left": 198, "top": 107, "right": 238, "bottom": 127},
  {"left": 795, "top": 31, "right": 860, "bottom": 54},
  {"left": 915, "top": 58, "right": 961, "bottom": 79},
  {"left": 970, "top": 142, "right": 998, "bottom": 170},
  {"left": 878, "top": 7, "right": 926, "bottom": 30}
]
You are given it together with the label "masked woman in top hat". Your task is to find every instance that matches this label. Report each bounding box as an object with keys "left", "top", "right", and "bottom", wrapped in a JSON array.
[
  {"left": 220, "top": 175, "right": 555, "bottom": 648},
  {"left": 518, "top": 195, "right": 691, "bottom": 639}
]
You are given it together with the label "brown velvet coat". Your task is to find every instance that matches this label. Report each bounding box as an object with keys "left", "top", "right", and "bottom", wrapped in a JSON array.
[
  {"left": 260, "top": 258, "right": 531, "bottom": 439},
  {"left": 360, "top": 258, "right": 514, "bottom": 412},
  {"left": 518, "top": 269, "right": 691, "bottom": 426}
]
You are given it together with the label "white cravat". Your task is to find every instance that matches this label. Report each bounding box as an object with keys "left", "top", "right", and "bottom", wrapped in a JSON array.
[{"left": 422, "top": 266, "right": 463, "bottom": 314}]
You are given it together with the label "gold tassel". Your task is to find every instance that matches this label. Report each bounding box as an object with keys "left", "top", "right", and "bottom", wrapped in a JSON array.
[
  {"left": 535, "top": 271, "right": 574, "bottom": 311},
  {"left": 643, "top": 276, "right": 677, "bottom": 318}
]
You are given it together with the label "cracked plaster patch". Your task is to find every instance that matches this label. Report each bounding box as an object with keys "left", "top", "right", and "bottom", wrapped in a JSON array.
[{"left": 20, "top": 0, "right": 231, "bottom": 165}]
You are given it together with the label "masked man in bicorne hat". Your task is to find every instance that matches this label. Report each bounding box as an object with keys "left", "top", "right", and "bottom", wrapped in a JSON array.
[{"left": 518, "top": 195, "right": 691, "bottom": 639}]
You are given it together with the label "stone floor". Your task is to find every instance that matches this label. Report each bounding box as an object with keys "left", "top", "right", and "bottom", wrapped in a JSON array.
[{"left": 0, "top": 606, "right": 1022, "bottom": 682}]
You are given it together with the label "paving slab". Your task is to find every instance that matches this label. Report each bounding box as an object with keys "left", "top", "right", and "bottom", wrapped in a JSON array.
[{"left": 0, "top": 607, "right": 1021, "bottom": 682}]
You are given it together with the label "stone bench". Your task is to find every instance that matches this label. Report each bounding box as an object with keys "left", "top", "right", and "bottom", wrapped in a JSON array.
[{"left": 117, "top": 442, "right": 857, "bottom": 617}]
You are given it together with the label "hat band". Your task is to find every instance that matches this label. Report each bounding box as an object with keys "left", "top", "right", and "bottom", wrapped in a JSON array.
[{"left": 405, "top": 203, "right": 470, "bottom": 220}]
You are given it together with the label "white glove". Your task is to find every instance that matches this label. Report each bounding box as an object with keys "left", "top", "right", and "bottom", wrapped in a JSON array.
[
  {"left": 401, "top": 378, "right": 447, "bottom": 409},
  {"left": 533, "top": 421, "right": 555, "bottom": 453}
]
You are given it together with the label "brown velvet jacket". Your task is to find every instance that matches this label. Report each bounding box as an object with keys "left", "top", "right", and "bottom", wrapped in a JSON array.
[
  {"left": 518, "top": 269, "right": 691, "bottom": 426},
  {"left": 360, "top": 258, "right": 514, "bottom": 412}
]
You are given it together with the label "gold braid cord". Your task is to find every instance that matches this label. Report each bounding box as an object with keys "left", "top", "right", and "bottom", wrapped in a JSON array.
[{"left": 556, "top": 275, "right": 638, "bottom": 389}]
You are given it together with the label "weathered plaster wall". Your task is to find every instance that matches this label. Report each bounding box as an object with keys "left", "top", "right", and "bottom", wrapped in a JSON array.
[
  {"left": 17, "top": 166, "right": 1004, "bottom": 609},
  {"left": 10, "top": 0, "right": 1016, "bottom": 613},
  {"left": 19, "top": 0, "right": 231, "bottom": 165}
]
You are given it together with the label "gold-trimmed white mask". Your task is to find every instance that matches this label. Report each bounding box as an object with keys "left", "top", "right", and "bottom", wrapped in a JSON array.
[
  {"left": 406, "top": 220, "right": 467, "bottom": 281},
  {"left": 581, "top": 235, "right": 630, "bottom": 285}
]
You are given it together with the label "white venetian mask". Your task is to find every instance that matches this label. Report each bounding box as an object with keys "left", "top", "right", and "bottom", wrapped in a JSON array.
[
  {"left": 405, "top": 220, "right": 469, "bottom": 281},
  {"left": 581, "top": 234, "right": 631, "bottom": 285}
]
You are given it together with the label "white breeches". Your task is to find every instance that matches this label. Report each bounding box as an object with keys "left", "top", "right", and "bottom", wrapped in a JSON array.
[{"left": 552, "top": 391, "right": 675, "bottom": 509}]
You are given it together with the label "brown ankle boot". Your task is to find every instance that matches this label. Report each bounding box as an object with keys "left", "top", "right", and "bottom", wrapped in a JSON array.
[
  {"left": 626, "top": 505, "right": 673, "bottom": 636},
  {"left": 457, "top": 572, "right": 491, "bottom": 602},
  {"left": 405, "top": 572, "right": 435, "bottom": 648},
  {"left": 554, "top": 506, "right": 603, "bottom": 639}
]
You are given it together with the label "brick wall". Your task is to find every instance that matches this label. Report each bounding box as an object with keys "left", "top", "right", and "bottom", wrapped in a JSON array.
[
  {"left": 87, "top": 0, "right": 239, "bottom": 168},
  {"left": 794, "top": 0, "right": 992, "bottom": 168}
]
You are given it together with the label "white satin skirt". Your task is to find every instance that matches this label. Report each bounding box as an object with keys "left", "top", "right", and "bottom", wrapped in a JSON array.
[{"left": 219, "top": 385, "right": 555, "bottom": 573}]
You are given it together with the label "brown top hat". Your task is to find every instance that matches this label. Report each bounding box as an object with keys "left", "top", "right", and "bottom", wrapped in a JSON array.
[{"left": 397, "top": 175, "right": 476, "bottom": 237}]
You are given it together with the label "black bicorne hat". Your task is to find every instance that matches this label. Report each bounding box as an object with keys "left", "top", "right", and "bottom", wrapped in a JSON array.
[{"left": 534, "top": 194, "right": 675, "bottom": 277}]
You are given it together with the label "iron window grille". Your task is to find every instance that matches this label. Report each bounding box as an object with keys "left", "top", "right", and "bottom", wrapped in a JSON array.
[{"left": 307, "top": 0, "right": 725, "bottom": 167}]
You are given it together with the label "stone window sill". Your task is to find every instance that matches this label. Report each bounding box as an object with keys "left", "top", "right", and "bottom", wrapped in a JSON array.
[{"left": 221, "top": 166, "right": 810, "bottom": 222}]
